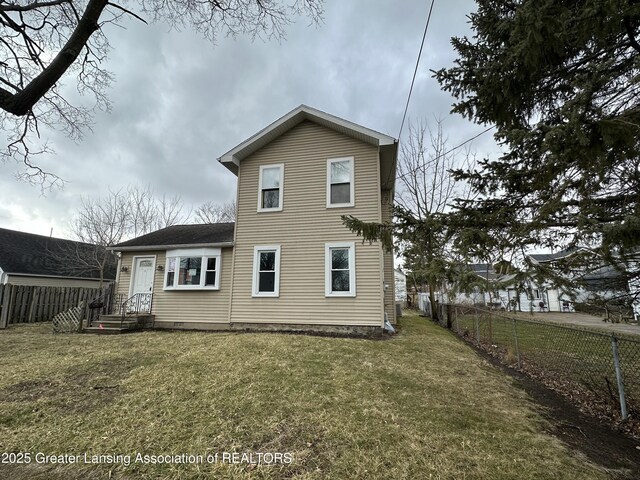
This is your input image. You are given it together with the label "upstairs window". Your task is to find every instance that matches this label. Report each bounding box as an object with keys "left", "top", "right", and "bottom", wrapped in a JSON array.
[
  {"left": 258, "top": 164, "right": 284, "bottom": 212},
  {"left": 325, "top": 242, "right": 356, "bottom": 296},
  {"left": 252, "top": 246, "right": 281, "bottom": 297},
  {"left": 327, "top": 157, "right": 354, "bottom": 208},
  {"left": 164, "top": 248, "right": 221, "bottom": 290}
]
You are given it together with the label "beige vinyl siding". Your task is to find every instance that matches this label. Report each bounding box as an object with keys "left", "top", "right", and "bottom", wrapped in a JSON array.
[
  {"left": 6, "top": 274, "right": 105, "bottom": 288},
  {"left": 230, "top": 120, "right": 384, "bottom": 326},
  {"left": 117, "top": 249, "right": 232, "bottom": 323},
  {"left": 381, "top": 189, "right": 396, "bottom": 323}
]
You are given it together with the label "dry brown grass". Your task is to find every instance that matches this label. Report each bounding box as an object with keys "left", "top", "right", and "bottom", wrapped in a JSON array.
[{"left": 0, "top": 315, "right": 608, "bottom": 479}]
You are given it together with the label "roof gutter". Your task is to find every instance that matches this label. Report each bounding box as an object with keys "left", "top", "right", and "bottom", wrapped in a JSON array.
[{"left": 108, "top": 242, "right": 235, "bottom": 252}]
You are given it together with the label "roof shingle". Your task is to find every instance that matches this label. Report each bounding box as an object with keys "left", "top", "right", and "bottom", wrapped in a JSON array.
[
  {"left": 0, "top": 227, "right": 115, "bottom": 279},
  {"left": 113, "top": 223, "right": 235, "bottom": 249}
]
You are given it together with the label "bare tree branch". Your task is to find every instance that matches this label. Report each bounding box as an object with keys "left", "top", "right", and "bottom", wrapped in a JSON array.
[
  {"left": 0, "top": 0, "right": 324, "bottom": 187},
  {"left": 194, "top": 200, "right": 236, "bottom": 223}
]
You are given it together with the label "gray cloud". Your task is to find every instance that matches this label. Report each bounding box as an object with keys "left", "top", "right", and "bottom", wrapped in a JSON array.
[{"left": 0, "top": 0, "right": 493, "bottom": 238}]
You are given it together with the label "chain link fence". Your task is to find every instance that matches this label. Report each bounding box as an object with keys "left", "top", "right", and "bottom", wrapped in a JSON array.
[{"left": 432, "top": 304, "right": 640, "bottom": 432}]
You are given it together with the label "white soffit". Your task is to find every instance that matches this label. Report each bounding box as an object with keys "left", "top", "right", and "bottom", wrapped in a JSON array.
[{"left": 218, "top": 105, "right": 397, "bottom": 174}]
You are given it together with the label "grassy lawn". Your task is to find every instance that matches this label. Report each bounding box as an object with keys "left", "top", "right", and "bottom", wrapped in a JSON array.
[{"left": 0, "top": 313, "right": 607, "bottom": 479}]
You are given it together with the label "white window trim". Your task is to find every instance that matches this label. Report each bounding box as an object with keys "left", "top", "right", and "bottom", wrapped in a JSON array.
[
  {"left": 257, "top": 163, "right": 284, "bottom": 212},
  {"left": 325, "top": 242, "right": 356, "bottom": 297},
  {"left": 326, "top": 157, "right": 355, "bottom": 208},
  {"left": 127, "top": 255, "right": 156, "bottom": 297},
  {"left": 163, "top": 248, "right": 221, "bottom": 291},
  {"left": 252, "top": 245, "right": 281, "bottom": 297}
]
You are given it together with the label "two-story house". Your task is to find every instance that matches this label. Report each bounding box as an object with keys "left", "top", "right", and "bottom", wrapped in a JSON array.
[{"left": 109, "top": 105, "right": 398, "bottom": 335}]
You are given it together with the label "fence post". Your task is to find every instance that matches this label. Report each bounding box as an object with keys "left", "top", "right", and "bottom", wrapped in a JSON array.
[
  {"left": 454, "top": 306, "right": 459, "bottom": 333},
  {"left": 611, "top": 336, "right": 628, "bottom": 421},
  {"left": 512, "top": 318, "right": 521, "bottom": 369},
  {"left": 0, "top": 284, "right": 9, "bottom": 329},
  {"left": 474, "top": 307, "right": 480, "bottom": 344}
]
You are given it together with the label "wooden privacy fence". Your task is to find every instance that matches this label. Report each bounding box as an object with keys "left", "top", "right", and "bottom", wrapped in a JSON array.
[{"left": 0, "top": 284, "right": 111, "bottom": 329}]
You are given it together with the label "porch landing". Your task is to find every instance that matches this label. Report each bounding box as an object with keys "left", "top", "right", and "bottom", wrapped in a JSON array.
[{"left": 83, "top": 314, "right": 155, "bottom": 334}]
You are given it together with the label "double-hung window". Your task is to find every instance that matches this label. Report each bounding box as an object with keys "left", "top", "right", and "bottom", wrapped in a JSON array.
[
  {"left": 325, "top": 242, "right": 356, "bottom": 296},
  {"left": 258, "top": 164, "right": 284, "bottom": 212},
  {"left": 164, "top": 248, "right": 221, "bottom": 290},
  {"left": 252, "top": 245, "right": 281, "bottom": 297},
  {"left": 327, "top": 157, "right": 354, "bottom": 207}
]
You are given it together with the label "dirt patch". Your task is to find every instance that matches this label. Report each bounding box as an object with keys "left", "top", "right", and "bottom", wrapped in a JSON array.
[
  {"left": 0, "top": 357, "right": 137, "bottom": 415},
  {"left": 0, "top": 379, "right": 59, "bottom": 403},
  {"left": 475, "top": 346, "right": 640, "bottom": 478}
]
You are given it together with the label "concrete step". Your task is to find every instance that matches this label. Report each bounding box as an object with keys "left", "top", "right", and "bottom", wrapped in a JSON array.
[
  {"left": 83, "top": 326, "right": 137, "bottom": 335},
  {"left": 83, "top": 313, "right": 154, "bottom": 333},
  {"left": 90, "top": 319, "right": 141, "bottom": 329}
]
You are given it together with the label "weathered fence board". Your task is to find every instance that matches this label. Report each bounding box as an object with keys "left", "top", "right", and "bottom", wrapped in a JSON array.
[{"left": 0, "top": 284, "right": 112, "bottom": 328}]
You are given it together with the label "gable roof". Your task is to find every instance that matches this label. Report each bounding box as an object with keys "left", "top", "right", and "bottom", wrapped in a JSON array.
[
  {"left": 528, "top": 247, "right": 585, "bottom": 263},
  {"left": 469, "top": 263, "right": 492, "bottom": 273},
  {"left": 112, "top": 223, "right": 235, "bottom": 251},
  {"left": 0, "top": 227, "right": 115, "bottom": 280},
  {"left": 218, "top": 105, "right": 398, "bottom": 189},
  {"left": 467, "top": 264, "right": 501, "bottom": 282}
]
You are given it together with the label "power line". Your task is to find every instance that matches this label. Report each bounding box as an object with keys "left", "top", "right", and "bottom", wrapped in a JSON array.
[
  {"left": 396, "top": 125, "right": 495, "bottom": 182},
  {"left": 397, "top": 0, "right": 436, "bottom": 141},
  {"left": 389, "top": 0, "right": 493, "bottom": 190}
]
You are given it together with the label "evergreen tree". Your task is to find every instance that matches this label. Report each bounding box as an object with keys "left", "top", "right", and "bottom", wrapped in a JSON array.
[
  {"left": 343, "top": 120, "right": 472, "bottom": 319},
  {"left": 434, "top": 0, "right": 640, "bottom": 303}
]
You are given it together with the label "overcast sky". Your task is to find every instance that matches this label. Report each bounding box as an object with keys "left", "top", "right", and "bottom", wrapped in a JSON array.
[{"left": 0, "top": 0, "right": 497, "bottom": 239}]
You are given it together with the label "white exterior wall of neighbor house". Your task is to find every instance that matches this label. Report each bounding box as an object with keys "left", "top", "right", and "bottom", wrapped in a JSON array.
[
  {"left": 501, "top": 287, "right": 575, "bottom": 312},
  {"left": 394, "top": 269, "right": 406, "bottom": 303},
  {"left": 116, "top": 248, "right": 233, "bottom": 324},
  {"left": 441, "top": 286, "right": 576, "bottom": 312},
  {"left": 229, "top": 120, "right": 385, "bottom": 327}
]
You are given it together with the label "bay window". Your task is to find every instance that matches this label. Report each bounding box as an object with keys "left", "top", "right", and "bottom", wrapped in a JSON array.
[{"left": 164, "top": 248, "right": 221, "bottom": 290}]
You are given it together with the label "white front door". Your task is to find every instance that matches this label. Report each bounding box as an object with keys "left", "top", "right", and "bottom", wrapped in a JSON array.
[
  {"left": 130, "top": 257, "right": 155, "bottom": 314},
  {"left": 132, "top": 257, "right": 155, "bottom": 295}
]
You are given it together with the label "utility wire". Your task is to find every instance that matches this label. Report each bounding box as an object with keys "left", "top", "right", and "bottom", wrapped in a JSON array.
[
  {"left": 397, "top": 0, "right": 436, "bottom": 142},
  {"left": 389, "top": 0, "right": 493, "bottom": 191},
  {"left": 396, "top": 126, "right": 495, "bottom": 182}
]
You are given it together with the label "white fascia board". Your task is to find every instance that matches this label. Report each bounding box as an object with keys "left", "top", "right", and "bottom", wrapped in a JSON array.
[{"left": 217, "top": 105, "right": 396, "bottom": 166}]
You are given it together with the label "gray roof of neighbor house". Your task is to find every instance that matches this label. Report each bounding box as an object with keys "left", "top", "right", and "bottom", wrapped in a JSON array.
[
  {"left": 466, "top": 263, "right": 519, "bottom": 284},
  {"left": 466, "top": 263, "right": 499, "bottom": 280},
  {"left": 528, "top": 247, "right": 583, "bottom": 263},
  {"left": 112, "top": 223, "right": 235, "bottom": 251},
  {"left": 0, "top": 227, "right": 115, "bottom": 279},
  {"left": 469, "top": 263, "right": 492, "bottom": 273}
]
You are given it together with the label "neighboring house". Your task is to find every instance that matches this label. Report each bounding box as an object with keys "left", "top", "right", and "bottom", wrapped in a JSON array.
[
  {"left": 439, "top": 263, "right": 575, "bottom": 313},
  {"left": 394, "top": 268, "right": 406, "bottom": 303},
  {"left": 0, "top": 227, "right": 116, "bottom": 287},
  {"left": 111, "top": 105, "right": 398, "bottom": 335},
  {"left": 529, "top": 249, "right": 630, "bottom": 307}
]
